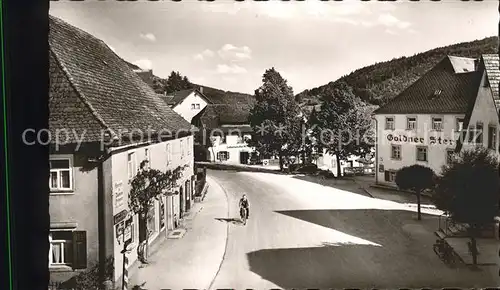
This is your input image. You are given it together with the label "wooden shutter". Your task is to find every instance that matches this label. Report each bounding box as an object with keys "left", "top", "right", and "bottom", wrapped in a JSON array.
[
  {"left": 384, "top": 171, "right": 390, "bottom": 182},
  {"left": 72, "top": 231, "right": 87, "bottom": 270}
]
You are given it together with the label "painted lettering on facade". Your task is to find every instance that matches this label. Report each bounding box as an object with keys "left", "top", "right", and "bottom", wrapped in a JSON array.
[
  {"left": 114, "top": 180, "right": 124, "bottom": 209},
  {"left": 386, "top": 134, "right": 456, "bottom": 145}
]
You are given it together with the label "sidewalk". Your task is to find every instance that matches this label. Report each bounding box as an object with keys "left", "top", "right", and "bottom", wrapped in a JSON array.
[
  {"left": 445, "top": 237, "right": 499, "bottom": 266},
  {"left": 128, "top": 176, "right": 229, "bottom": 290}
]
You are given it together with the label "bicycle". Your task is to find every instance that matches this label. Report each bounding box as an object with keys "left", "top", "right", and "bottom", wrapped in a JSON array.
[{"left": 240, "top": 206, "right": 248, "bottom": 225}]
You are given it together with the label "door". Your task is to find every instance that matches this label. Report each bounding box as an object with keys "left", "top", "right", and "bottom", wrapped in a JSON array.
[
  {"left": 240, "top": 151, "right": 250, "bottom": 164},
  {"left": 185, "top": 180, "right": 191, "bottom": 211},
  {"left": 179, "top": 186, "right": 184, "bottom": 218}
]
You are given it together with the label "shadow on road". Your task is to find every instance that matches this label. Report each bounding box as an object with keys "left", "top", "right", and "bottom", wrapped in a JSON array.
[
  {"left": 215, "top": 217, "right": 242, "bottom": 225},
  {"left": 244, "top": 209, "right": 496, "bottom": 289}
]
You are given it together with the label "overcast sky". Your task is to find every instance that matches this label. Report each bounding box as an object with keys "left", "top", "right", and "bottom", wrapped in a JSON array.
[{"left": 50, "top": 0, "right": 498, "bottom": 94}]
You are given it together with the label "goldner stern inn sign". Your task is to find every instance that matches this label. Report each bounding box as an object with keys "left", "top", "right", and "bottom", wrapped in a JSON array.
[{"left": 386, "top": 133, "right": 457, "bottom": 146}]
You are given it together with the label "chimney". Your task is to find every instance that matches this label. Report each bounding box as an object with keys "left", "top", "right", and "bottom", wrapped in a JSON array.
[{"left": 199, "top": 86, "right": 203, "bottom": 94}]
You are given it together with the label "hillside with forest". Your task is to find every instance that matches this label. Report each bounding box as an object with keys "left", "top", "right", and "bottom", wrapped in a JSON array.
[{"left": 296, "top": 36, "right": 498, "bottom": 107}]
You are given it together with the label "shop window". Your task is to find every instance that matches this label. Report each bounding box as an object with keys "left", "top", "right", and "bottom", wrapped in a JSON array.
[
  {"left": 390, "top": 145, "right": 401, "bottom": 160},
  {"left": 384, "top": 170, "right": 397, "bottom": 182},
  {"left": 385, "top": 117, "right": 395, "bottom": 130},
  {"left": 416, "top": 146, "right": 428, "bottom": 162},
  {"left": 49, "top": 230, "right": 86, "bottom": 269},
  {"left": 217, "top": 151, "right": 230, "bottom": 161},
  {"left": 50, "top": 158, "right": 73, "bottom": 192},
  {"left": 147, "top": 204, "right": 156, "bottom": 235}
]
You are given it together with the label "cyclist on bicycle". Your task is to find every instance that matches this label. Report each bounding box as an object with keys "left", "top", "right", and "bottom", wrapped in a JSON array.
[{"left": 239, "top": 194, "right": 250, "bottom": 219}]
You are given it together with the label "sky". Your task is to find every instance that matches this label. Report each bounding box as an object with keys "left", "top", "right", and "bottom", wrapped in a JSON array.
[{"left": 50, "top": 0, "right": 498, "bottom": 95}]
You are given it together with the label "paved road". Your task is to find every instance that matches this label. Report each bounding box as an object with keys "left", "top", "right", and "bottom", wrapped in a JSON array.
[{"left": 208, "top": 170, "right": 499, "bottom": 289}]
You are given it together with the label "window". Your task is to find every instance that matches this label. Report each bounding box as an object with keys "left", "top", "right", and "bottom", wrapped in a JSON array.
[
  {"left": 488, "top": 126, "right": 497, "bottom": 149},
  {"left": 385, "top": 117, "right": 395, "bottom": 130},
  {"left": 187, "top": 138, "right": 191, "bottom": 156},
  {"left": 384, "top": 170, "right": 397, "bottom": 182},
  {"left": 191, "top": 104, "right": 196, "bottom": 109},
  {"left": 456, "top": 118, "right": 464, "bottom": 132},
  {"left": 159, "top": 197, "right": 165, "bottom": 231},
  {"left": 406, "top": 117, "right": 417, "bottom": 130},
  {"left": 144, "top": 148, "right": 151, "bottom": 170},
  {"left": 50, "top": 158, "right": 73, "bottom": 191},
  {"left": 180, "top": 140, "right": 185, "bottom": 159},
  {"left": 127, "top": 152, "right": 136, "bottom": 180},
  {"left": 166, "top": 143, "right": 172, "bottom": 165},
  {"left": 49, "top": 230, "right": 87, "bottom": 269},
  {"left": 49, "top": 231, "right": 73, "bottom": 267},
  {"left": 416, "top": 146, "right": 428, "bottom": 162},
  {"left": 147, "top": 204, "right": 156, "bottom": 235},
  {"left": 195, "top": 104, "right": 200, "bottom": 109},
  {"left": 217, "top": 151, "right": 230, "bottom": 161},
  {"left": 432, "top": 117, "right": 443, "bottom": 131},
  {"left": 390, "top": 145, "right": 401, "bottom": 160},
  {"left": 468, "top": 122, "right": 484, "bottom": 145},
  {"left": 446, "top": 150, "right": 455, "bottom": 164}
]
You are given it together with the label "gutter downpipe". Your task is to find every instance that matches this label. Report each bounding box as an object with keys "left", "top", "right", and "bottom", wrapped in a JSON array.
[{"left": 372, "top": 115, "right": 378, "bottom": 185}]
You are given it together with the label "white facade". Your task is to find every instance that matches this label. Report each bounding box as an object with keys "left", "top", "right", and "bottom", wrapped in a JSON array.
[
  {"left": 110, "top": 135, "right": 194, "bottom": 282},
  {"left": 375, "top": 69, "right": 500, "bottom": 187},
  {"left": 172, "top": 91, "right": 209, "bottom": 123},
  {"left": 208, "top": 133, "right": 254, "bottom": 164},
  {"left": 317, "top": 148, "right": 375, "bottom": 176}
]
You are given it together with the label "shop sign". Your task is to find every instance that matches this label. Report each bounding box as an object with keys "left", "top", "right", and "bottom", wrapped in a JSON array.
[
  {"left": 227, "top": 144, "right": 247, "bottom": 149},
  {"left": 114, "top": 180, "right": 124, "bottom": 209},
  {"left": 123, "top": 218, "right": 133, "bottom": 243},
  {"left": 114, "top": 209, "right": 128, "bottom": 225},
  {"left": 386, "top": 134, "right": 456, "bottom": 145}
]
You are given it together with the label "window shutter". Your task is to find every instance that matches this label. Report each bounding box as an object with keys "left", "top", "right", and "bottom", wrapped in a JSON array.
[
  {"left": 384, "top": 171, "right": 390, "bottom": 182},
  {"left": 72, "top": 231, "right": 87, "bottom": 270}
]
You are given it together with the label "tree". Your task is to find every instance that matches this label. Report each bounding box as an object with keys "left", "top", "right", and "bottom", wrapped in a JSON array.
[
  {"left": 128, "top": 160, "right": 188, "bottom": 263},
  {"left": 248, "top": 68, "right": 303, "bottom": 170},
  {"left": 395, "top": 165, "right": 436, "bottom": 221},
  {"left": 433, "top": 147, "right": 499, "bottom": 265},
  {"left": 309, "top": 82, "right": 374, "bottom": 177},
  {"left": 165, "top": 71, "right": 194, "bottom": 94}
]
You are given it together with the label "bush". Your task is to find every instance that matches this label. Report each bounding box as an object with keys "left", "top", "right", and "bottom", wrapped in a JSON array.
[
  {"left": 319, "top": 169, "right": 335, "bottom": 178},
  {"left": 288, "top": 163, "right": 300, "bottom": 172},
  {"left": 296, "top": 163, "right": 318, "bottom": 174}
]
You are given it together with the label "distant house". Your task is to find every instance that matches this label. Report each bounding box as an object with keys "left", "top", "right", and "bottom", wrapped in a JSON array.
[
  {"left": 194, "top": 102, "right": 256, "bottom": 164},
  {"left": 373, "top": 55, "right": 500, "bottom": 187},
  {"left": 160, "top": 87, "right": 212, "bottom": 123},
  {"left": 49, "top": 15, "right": 195, "bottom": 288}
]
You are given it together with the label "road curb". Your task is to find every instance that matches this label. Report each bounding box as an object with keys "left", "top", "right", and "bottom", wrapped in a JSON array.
[{"left": 206, "top": 176, "right": 230, "bottom": 290}]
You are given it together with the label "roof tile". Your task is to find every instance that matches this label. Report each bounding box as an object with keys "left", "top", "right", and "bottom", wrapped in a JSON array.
[
  {"left": 374, "top": 56, "right": 482, "bottom": 115},
  {"left": 49, "top": 15, "right": 192, "bottom": 144}
]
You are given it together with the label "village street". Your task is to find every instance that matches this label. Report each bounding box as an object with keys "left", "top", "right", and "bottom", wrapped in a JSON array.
[
  {"left": 207, "top": 170, "right": 499, "bottom": 289},
  {"left": 130, "top": 169, "right": 499, "bottom": 289}
]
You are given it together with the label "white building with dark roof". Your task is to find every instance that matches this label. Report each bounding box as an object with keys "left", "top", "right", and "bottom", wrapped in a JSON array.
[
  {"left": 373, "top": 54, "right": 500, "bottom": 187},
  {"left": 49, "top": 15, "right": 196, "bottom": 288}
]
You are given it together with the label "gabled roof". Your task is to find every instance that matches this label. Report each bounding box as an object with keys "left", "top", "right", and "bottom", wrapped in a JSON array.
[
  {"left": 163, "top": 88, "right": 213, "bottom": 107},
  {"left": 455, "top": 54, "right": 500, "bottom": 153},
  {"left": 49, "top": 15, "right": 192, "bottom": 144},
  {"left": 374, "top": 56, "right": 482, "bottom": 115},
  {"left": 482, "top": 54, "right": 499, "bottom": 101},
  {"left": 199, "top": 103, "right": 252, "bottom": 128}
]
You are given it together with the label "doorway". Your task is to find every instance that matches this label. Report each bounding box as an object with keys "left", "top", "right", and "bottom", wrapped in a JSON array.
[
  {"left": 179, "top": 186, "right": 184, "bottom": 218},
  {"left": 240, "top": 151, "right": 250, "bottom": 164}
]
